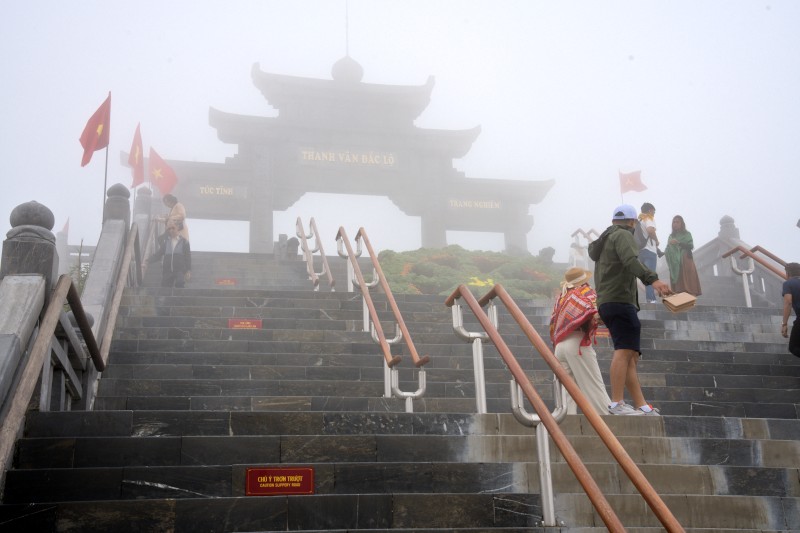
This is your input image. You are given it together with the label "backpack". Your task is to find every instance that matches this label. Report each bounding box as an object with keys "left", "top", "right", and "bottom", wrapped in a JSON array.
[
  {"left": 633, "top": 220, "right": 649, "bottom": 249},
  {"left": 587, "top": 228, "right": 613, "bottom": 261}
]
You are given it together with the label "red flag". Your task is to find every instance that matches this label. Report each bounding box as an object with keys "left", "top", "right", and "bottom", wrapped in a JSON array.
[
  {"left": 61, "top": 218, "right": 69, "bottom": 234},
  {"left": 619, "top": 170, "right": 647, "bottom": 194},
  {"left": 128, "top": 123, "right": 145, "bottom": 188},
  {"left": 79, "top": 93, "right": 111, "bottom": 166},
  {"left": 148, "top": 147, "right": 178, "bottom": 195}
]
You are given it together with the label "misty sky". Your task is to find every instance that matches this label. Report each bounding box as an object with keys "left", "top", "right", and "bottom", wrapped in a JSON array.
[{"left": 2, "top": 1, "right": 798, "bottom": 265}]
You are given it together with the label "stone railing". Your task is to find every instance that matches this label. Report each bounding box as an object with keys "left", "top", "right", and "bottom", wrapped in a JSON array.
[{"left": 0, "top": 184, "right": 146, "bottom": 487}]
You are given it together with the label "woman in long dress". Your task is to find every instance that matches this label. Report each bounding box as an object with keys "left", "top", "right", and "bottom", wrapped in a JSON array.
[{"left": 665, "top": 215, "right": 701, "bottom": 296}]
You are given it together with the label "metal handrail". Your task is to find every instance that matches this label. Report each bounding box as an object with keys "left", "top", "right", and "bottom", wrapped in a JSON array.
[
  {"left": 296, "top": 217, "right": 335, "bottom": 292},
  {"left": 355, "top": 228, "right": 429, "bottom": 368},
  {"left": 446, "top": 283, "right": 685, "bottom": 532},
  {"left": 570, "top": 228, "right": 599, "bottom": 241},
  {"left": 722, "top": 245, "right": 787, "bottom": 280},
  {"left": 336, "top": 227, "right": 401, "bottom": 368},
  {"left": 0, "top": 274, "right": 103, "bottom": 481},
  {"left": 746, "top": 245, "right": 786, "bottom": 268}
]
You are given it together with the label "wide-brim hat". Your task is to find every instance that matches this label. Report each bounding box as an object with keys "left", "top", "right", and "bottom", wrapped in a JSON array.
[{"left": 562, "top": 266, "right": 592, "bottom": 288}]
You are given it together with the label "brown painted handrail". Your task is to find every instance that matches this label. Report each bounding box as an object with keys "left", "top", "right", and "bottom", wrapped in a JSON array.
[
  {"left": 0, "top": 274, "right": 103, "bottom": 480},
  {"left": 356, "top": 228, "right": 429, "bottom": 368},
  {"left": 296, "top": 217, "right": 335, "bottom": 291},
  {"left": 336, "top": 227, "right": 402, "bottom": 368},
  {"left": 447, "top": 283, "right": 685, "bottom": 532},
  {"left": 722, "top": 245, "right": 787, "bottom": 280},
  {"left": 746, "top": 245, "right": 786, "bottom": 270},
  {"left": 99, "top": 225, "right": 141, "bottom": 368},
  {"left": 446, "top": 284, "right": 624, "bottom": 531}
]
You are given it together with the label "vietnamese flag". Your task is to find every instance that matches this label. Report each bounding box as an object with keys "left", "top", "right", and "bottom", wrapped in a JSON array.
[
  {"left": 128, "top": 123, "right": 144, "bottom": 188},
  {"left": 79, "top": 93, "right": 111, "bottom": 166},
  {"left": 148, "top": 147, "right": 178, "bottom": 195},
  {"left": 619, "top": 170, "right": 647, "bottom": 194}
]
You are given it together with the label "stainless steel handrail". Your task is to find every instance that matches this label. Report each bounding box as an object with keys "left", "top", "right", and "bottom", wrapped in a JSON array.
[
  {"left": 336, "top": 227, "right": 401, "bottom": 369},
  {"left": 446, "top": 283, "right": 684, "bottom": 532},
  {"left": 296, "top": 217, "right": 335, "bottom": 292}
]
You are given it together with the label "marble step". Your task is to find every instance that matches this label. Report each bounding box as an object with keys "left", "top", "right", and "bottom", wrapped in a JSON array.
[
  {"left": 89, "top": 394, "right": 800, "bottom": 418},
  {"left": 24, "top": 412, "right": 800, "bottom": 441},
  {"left": 12, "top": 430, "right": 799, "bottom": 470},
  {"left": 5, "top": 459, "right": 795, "bottom": 504},
  {"left": 105, "top": 347, "right": 798, "bottom": 373},
  {"left": 0, "top": 492, "right": 794, "bottom": 531}
]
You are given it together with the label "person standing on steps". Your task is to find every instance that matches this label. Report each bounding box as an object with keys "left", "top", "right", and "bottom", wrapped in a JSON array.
[
  {"left": 158, "top": 194, "right": 190, "bottom": 243},
  {"left": 638, "top": 202, "right": 660, "bottom": 303},
  {"left": 549, "top": 266, "right": 612, "bottom": 416},
  {"left": 665, "top": 215, "right": 702, "bottom": 296},
  {"left": 146, "top": 223, "right": 192, "bottom": 288},
  {"left": 781, "top": 262, "right": 800, "bottom": 358},
  {"left": 591, "top": 204, "right": 672, "bottom": 416}
]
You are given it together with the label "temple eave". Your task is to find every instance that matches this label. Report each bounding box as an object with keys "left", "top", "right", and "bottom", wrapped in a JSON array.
[{"left": 251, "top": 63, "right": 434, "bottom": 116}]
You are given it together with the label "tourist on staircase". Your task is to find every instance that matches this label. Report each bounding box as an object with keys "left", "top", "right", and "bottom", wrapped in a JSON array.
[
  {"left": 637, "top": 202, "right": 661, "bottom": 304},
  {"left": 159, "top": 194, "right": 190, "bottom": 242},
  {"left": 781, "top": 262, "right": 800, "bottom": 358},
  {"left": 549, "top": 266, "right": 612, "bottom": 416},
  {"left": 146, "top": 223, "right": 192, "bottom": 288},
  {"left": 591, "top": 204, "right": 672, "bottom": 416},
  {"left": 664, "top": 215, "right": 702, "bottom": 296}
]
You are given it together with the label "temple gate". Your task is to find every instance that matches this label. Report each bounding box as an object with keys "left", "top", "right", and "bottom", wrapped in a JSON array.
[{"left": 158, "top": 56, "right": 554, "bottom": 253}]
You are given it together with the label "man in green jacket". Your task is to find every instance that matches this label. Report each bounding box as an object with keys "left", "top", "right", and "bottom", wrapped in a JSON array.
[{"left": 594, "top": 204, "right": 672, "bottom": 415}]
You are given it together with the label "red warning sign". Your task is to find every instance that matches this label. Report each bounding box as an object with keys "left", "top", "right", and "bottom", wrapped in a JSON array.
[{"left": 246, "top": 467, "right": 314, "bottom": 496}]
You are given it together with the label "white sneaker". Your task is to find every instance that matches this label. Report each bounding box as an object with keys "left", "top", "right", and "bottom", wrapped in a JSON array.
[
  {"left": 647, "top": 299, "right": 657, "bottom": 304},
  {"left": 608, "top": 401, "right": 643, "bottom": 416},
  {"left": 638, "top": 406, "right": 661, "bottom": 416}
]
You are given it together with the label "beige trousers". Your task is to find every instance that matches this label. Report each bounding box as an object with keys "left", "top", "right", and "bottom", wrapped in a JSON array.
[{"left": 554, "top": 331, "right": 611, "bottom": 416}]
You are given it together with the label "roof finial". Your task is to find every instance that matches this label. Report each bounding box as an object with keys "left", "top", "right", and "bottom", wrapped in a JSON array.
[{"left": 345, "top": 0, "right": 350, "bottom": 56}]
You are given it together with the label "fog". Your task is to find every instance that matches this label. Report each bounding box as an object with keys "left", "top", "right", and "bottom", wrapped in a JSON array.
[{"left": 2, "top": 1, "right": 798, "bottom": 264}]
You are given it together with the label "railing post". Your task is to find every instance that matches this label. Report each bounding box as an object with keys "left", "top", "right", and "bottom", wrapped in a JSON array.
[
  {"left": 450, "top": 301, "right": 494, "bottom": 414},
  {"left": 0, "top": 201, "right": 58, "bottom": 304},
  {"left": 729, "top": 255, "right": 755, "bottom": 308}
]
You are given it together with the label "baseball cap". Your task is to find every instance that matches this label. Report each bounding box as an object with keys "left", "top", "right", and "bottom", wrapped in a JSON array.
[{"left": 612, "top": 204, "right": 637, "bottom": 220}]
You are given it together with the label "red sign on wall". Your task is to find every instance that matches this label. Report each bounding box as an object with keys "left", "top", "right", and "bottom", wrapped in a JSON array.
[
  {"left": 228, "top": 318, "right": 262, "bottom": 329},
  {"left": 215, "top": 278, "right": 237, "bottom": 286},
  {"left": 246, "top": 467, "right": 314, "bottom": 496}
]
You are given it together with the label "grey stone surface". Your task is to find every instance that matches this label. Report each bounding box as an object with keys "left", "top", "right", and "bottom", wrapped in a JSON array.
[{"left": 0, "top": 275, "right": 45, "bottom": 411}]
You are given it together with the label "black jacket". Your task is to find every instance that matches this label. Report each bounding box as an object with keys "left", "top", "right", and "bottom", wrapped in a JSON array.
[{"left": 149, "top": 235, "right": 191, "bottom": 275}]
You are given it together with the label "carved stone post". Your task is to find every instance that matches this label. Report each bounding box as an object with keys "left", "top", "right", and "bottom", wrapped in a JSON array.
[
  {"left": 103, "top": 183, "right": 131, "bottom": 229},
  {"left": 1, "top": 201, "right": 58, "bottom": 303},
  {"left": 132, "top": 187, "right": 153, "bottom": 246}
]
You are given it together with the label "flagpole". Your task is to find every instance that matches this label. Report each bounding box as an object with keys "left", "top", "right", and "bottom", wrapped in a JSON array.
[{"left": 102, "top": 144, "right": 109, "bottom": 222}]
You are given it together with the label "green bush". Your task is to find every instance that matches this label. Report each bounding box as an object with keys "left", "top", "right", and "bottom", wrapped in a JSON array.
[{"left": 377, "top": 245, "right": 562, "bottom": 299}]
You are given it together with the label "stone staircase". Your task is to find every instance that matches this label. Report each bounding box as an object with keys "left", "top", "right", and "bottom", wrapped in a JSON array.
[{"left": 0, "top": 252, "right": 798, "bottom": 532}]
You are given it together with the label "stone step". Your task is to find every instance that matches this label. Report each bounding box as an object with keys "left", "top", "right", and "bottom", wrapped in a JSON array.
[
  {"left": 0, "top": 493, "right": 794, "bottom": 531},
  {"left": 24, "top": 411, "right": 800, "bottom": 441},
  {"left": 89, "top": 394, "right": 799, "bottom": 418},
  {"left": 4, "top": 460, "right": 795, "bottom": 504},
  {"left": 12, "top": 431, "right": 799, "bottom": 470},
  {"left": 105, "top": 346, "right": 798, "bottom": 372},
  {"left": 92, "top": 394, "right": 484, "bottom": 413}
]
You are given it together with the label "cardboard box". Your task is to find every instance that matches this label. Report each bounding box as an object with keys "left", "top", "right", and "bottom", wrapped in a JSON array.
[{"left": 662, "top": 292, "right": 697, "bottom": 313}]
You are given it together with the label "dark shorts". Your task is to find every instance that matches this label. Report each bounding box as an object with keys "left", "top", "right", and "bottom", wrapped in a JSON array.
[{"left": 598, "top": 302, "right": 641, "bottom": 354}]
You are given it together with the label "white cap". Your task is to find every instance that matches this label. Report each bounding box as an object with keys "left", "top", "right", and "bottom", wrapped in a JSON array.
[{"left": 612, "top": 204, "right": 637, "bottom": 220}]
